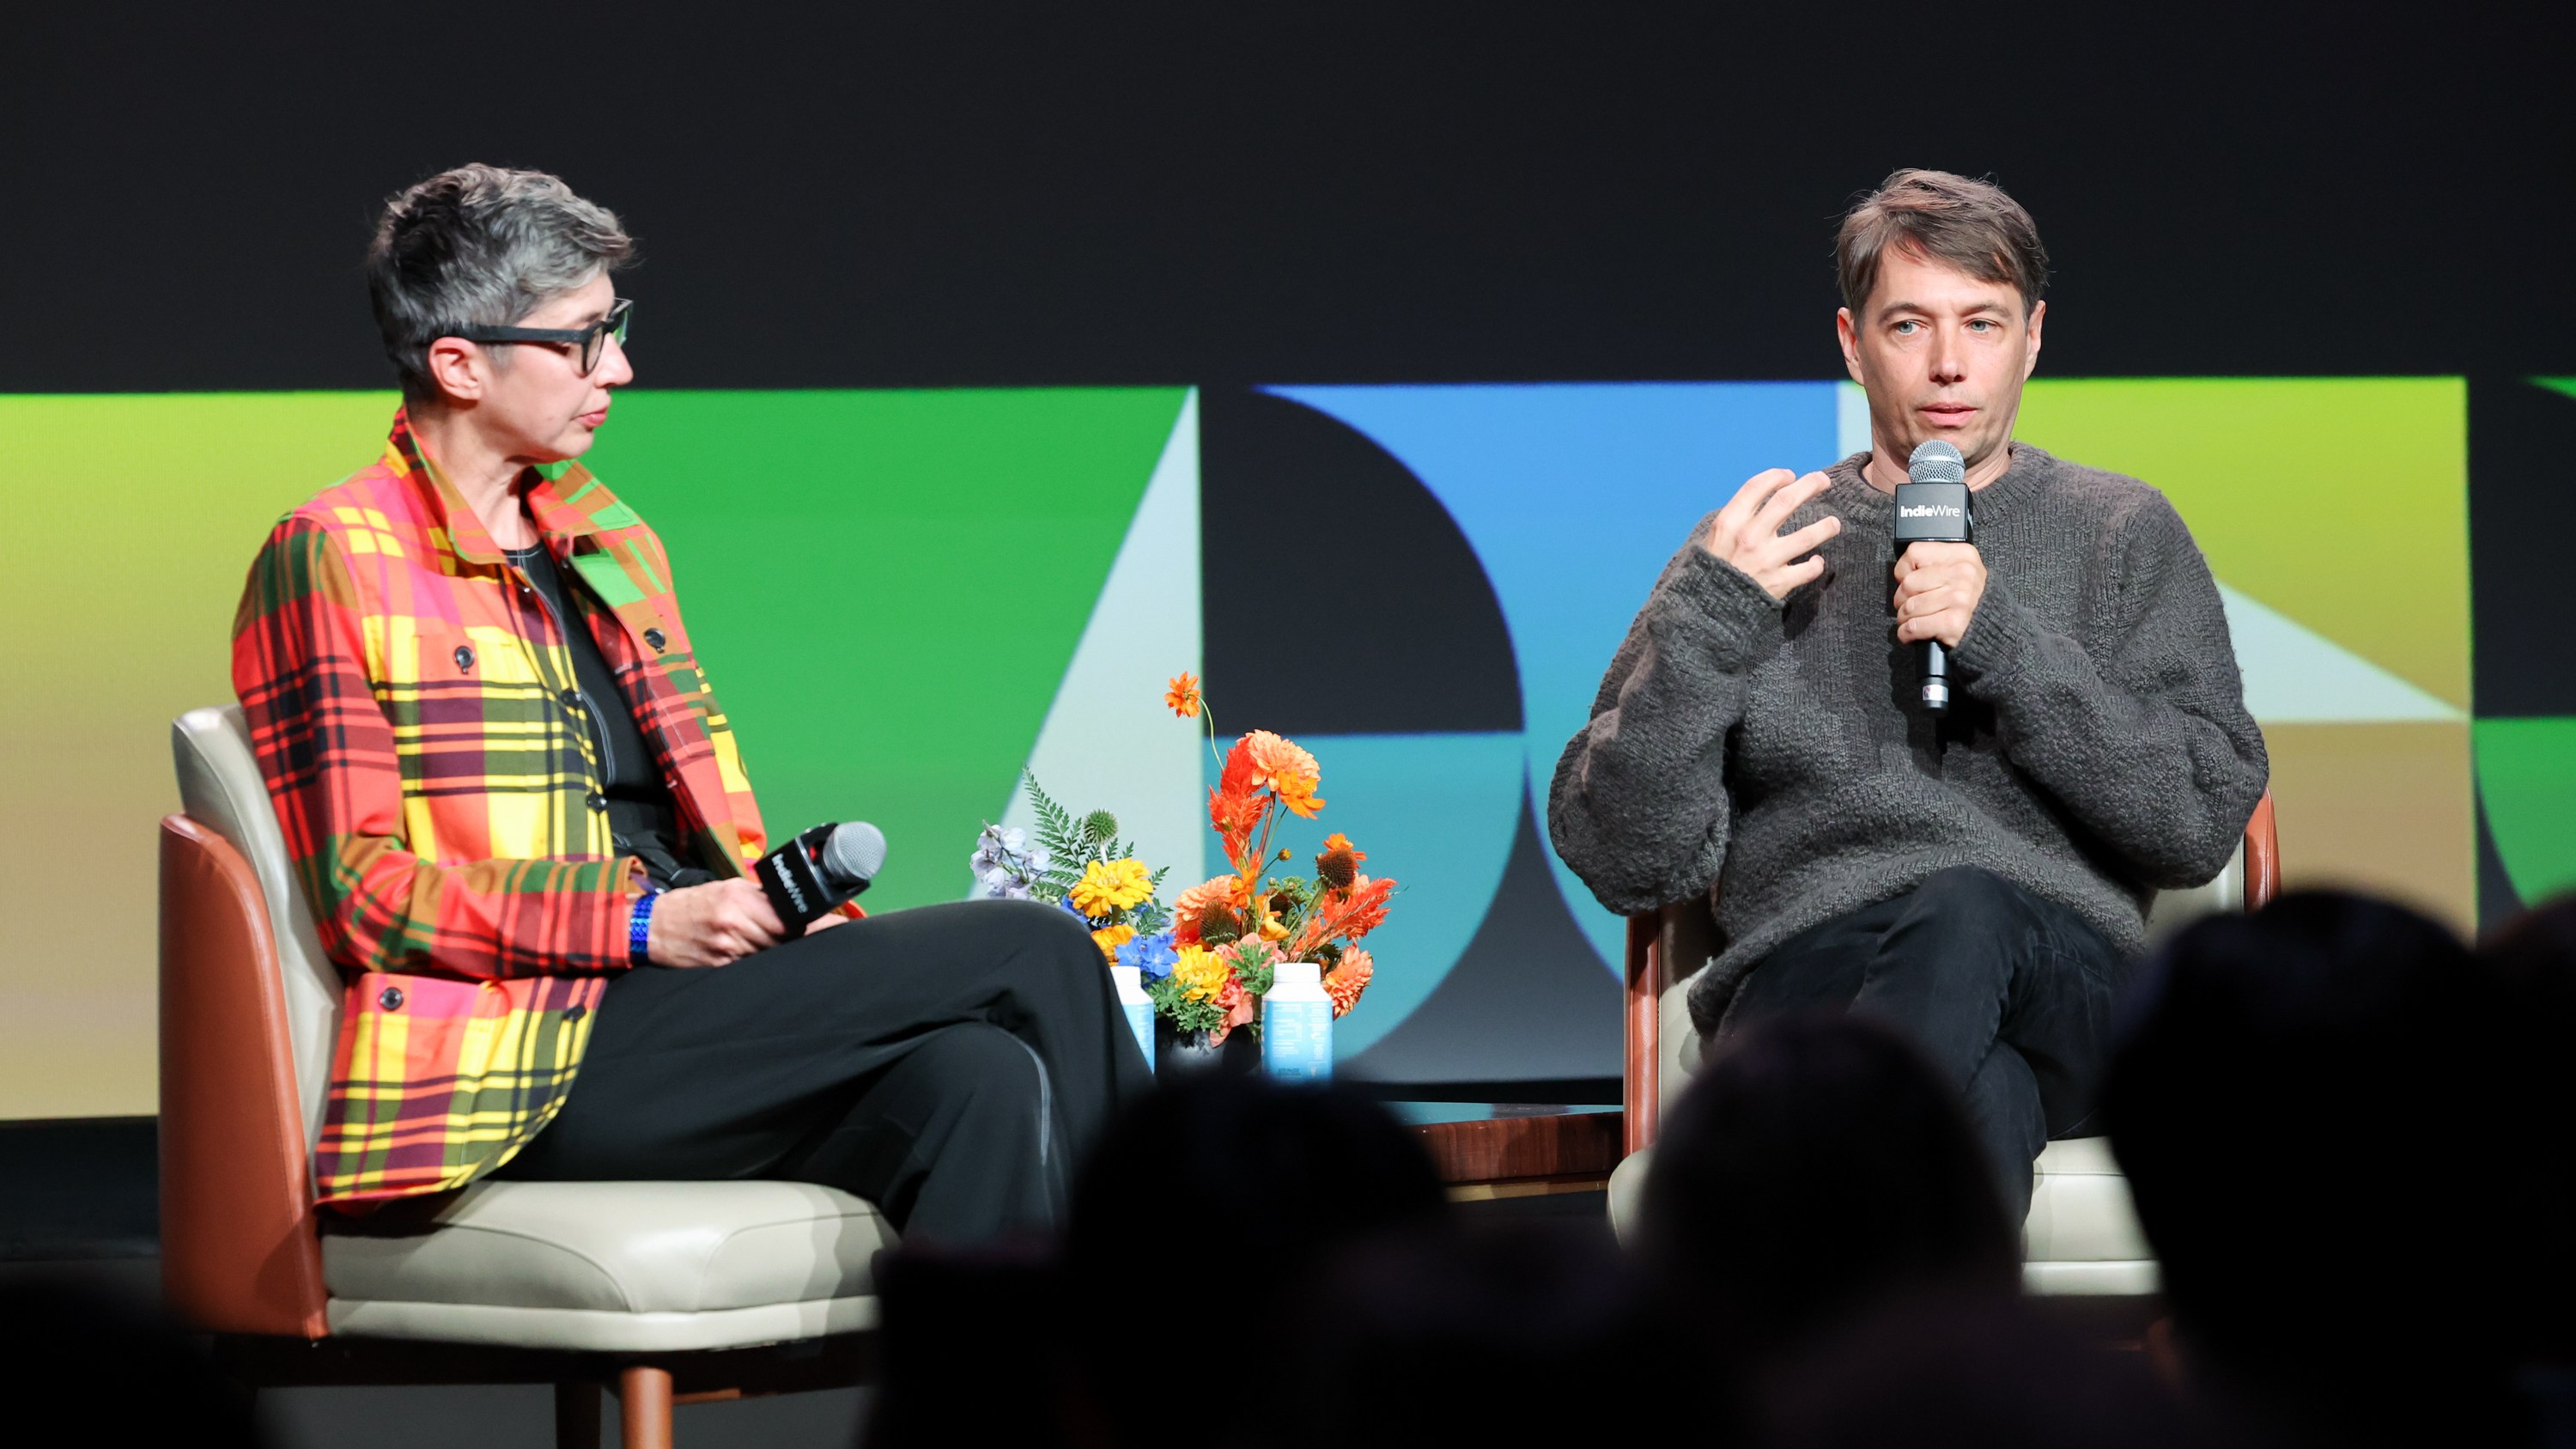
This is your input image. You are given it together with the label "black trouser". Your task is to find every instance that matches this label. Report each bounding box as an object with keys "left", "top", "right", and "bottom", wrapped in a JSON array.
[
  {"left": 1722, "top": 868, "right": 2129, "bottom": 1222},
  {"left": 497, "top": 899, "right": 1154, "bottom": 1245}
]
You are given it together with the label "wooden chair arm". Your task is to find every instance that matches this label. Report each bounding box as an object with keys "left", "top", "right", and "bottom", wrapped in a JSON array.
[
  {"left": 2244, "top": 788, "right": 2280, "bottom": 910},
  {"left": 1624, "top": 912, "right": 1660, "bottom": 1155}
]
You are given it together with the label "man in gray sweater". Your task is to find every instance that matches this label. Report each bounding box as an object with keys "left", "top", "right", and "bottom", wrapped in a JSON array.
[{"left": 1548, "top": 170, "right": 2269, "bottom": 1217}]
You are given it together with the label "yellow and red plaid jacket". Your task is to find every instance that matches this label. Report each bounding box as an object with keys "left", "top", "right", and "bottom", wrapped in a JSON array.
[{"left": 233, "top": 411, "right": 771, "bottom": 1205}]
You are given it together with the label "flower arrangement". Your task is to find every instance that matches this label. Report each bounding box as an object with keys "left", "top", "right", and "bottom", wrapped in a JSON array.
[
  {"left": 971, "top": 779, "right": 1170, "bottom": 966},
  {"left": 1153, "top": 672, "right": 1393, "bottom": 1044}
]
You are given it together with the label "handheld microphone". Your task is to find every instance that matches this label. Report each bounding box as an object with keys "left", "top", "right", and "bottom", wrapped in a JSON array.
[
  {"left": 1894, "top": 440, "right": 1973, "bottom": 714},
  {"left": 755, "top": 820, "right": 888, "bottom": 929}
]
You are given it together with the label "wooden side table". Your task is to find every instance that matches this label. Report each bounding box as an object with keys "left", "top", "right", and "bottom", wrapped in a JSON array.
[{"left": 1411, "top": 1109, "right": 1621, "bottom": 1201}]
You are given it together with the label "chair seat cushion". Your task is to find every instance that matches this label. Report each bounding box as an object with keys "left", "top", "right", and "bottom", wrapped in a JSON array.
[
  {"left": 1606, "top": 1137, "right": 2158, "bottom": 1297},
  {"left": 2023, "top": 1136, "right": 2151, "bottom": 1264},
  {"left": 324, "top": 1179, "right": 892, "bottom": 1316}
]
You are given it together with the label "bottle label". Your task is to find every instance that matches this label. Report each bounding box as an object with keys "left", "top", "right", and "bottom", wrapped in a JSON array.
[
  {"left": 1263, "top": 999, "right": 1334, "bottom": 1083},
  {"left": 1124, "top": 1001, "right": 1155, "bottom": 1070}
]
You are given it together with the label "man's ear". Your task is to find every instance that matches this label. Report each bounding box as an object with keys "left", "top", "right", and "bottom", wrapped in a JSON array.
[
  {"left": 423, "top": 336, "right": 487, "bottom": 405},
  {"left": 1836, "top": 307, "right": 1865, "bottom": 386},
  {"left": 2021, "top": 300, "right": 2046, "bottom": 381}
]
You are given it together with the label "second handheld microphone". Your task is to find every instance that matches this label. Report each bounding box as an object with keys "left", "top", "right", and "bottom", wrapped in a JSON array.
[
  {"left": 755, "top": 820, "right": 888, "bottom": 929},
  {"left": 1893, "top": 439, "right": 1973, "bottom": 714}
]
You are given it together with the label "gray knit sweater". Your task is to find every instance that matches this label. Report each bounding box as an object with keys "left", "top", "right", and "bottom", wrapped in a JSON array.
[{"left": 1546, "top": 445, "right": 2269, "bottom": 1033}]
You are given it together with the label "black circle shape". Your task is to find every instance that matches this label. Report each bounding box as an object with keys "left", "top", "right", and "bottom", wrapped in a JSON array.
[{"left": 1198, "top": 387, "right": 1522, "bottom": 735}]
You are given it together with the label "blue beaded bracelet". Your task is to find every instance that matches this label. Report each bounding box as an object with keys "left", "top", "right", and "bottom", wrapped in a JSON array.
[{"left": 629, "top": 890, "right": 659, "bottom": 967}]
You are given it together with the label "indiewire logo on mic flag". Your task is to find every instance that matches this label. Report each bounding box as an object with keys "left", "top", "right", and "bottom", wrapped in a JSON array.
[
  {"left": 773, "top": 858, "right": 812, "bottom": 916},
  {"left": 1899, "top": 503, "right": 1965, "bottom": 519}
]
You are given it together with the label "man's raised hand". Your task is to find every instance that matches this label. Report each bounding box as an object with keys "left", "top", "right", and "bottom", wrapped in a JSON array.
[{"left": 1701, "top": 468, "right": 1841, "bottom": 600}]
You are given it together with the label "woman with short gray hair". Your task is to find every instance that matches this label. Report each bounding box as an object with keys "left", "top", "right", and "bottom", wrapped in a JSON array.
[{"left": 230, "top": 163, "right": 1148, "bottom": 1236}]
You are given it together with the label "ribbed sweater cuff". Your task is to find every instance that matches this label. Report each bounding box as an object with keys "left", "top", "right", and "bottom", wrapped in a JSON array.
[
  {"left": 1950, "top": 576, "right": 2044, "bottom": 689},
  {"left": 1661, "top": 549, "right": 1789, "bottom": 673}
]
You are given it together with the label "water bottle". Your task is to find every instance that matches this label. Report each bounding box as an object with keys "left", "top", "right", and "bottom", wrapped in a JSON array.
[
  {"left": 1262, "top": 961, "right": 1333, "bottom": 1083},
  {"left": 1109, "top": 964, "right": 1155, "bottom": 1070}
]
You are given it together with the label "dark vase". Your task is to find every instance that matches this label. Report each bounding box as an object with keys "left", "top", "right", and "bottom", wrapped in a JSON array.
[{"left": 1156, "top": 1017, "right": 1260, "bottom": 1076}]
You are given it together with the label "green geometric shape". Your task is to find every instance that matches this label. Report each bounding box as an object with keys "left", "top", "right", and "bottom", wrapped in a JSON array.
[
  {"left": 0, "top": 392, "right": 406, "bottom": 713},
  {"left": 2474, "top": 716, "right": 2576, "bottom": 904},
  {"left": 2536, "top": 377, "right": 2576, "bottom": 404},
  {"left": 2015, "top": 380, "right": 2470, "bottom": 709},
  {"left": 581, "top": 388, "right": 1190, "bottom": 910}
]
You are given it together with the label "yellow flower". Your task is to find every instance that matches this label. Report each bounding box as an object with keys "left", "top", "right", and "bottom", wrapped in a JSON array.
[
  {"left": 1171, "top": 944, "right": 1231, "bottom": 1002},
  {"left": 1071, "top": 857, "right": 1155, "bottom": 916},
  {"left": 1091, "top": 923, "right": 1135, "bottom": 960}
]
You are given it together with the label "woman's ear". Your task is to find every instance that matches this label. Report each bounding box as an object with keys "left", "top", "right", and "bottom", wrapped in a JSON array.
[{"left": 423, "top": 336, "right": 487, "bottom": 404}]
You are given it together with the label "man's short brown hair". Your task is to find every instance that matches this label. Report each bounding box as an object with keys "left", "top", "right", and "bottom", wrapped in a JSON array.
[{"left": 1836, "top": 169, "right": 2049, "bottom": 318}]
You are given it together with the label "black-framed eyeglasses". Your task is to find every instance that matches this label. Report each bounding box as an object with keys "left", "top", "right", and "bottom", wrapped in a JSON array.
[{"left": 453, "top": 297, "right": 633, "bottom": 374}]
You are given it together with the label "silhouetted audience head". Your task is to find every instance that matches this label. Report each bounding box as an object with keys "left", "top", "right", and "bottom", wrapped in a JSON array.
[
  {"left": 2104, "top": 891, "right": 2520, "bottom": 1443},
  {"left": 0, "top": 1274, "right": 260, "bottom": 1446},
  {"left": 1759, "top": 1291, "right": 2196, "bottom": 1449},
  {"left": 1055, "top": 1076, "right": 1450, "bottom": 1449},
  {"left": 1638, "top": 1014, "right": 2018, "bottom": 1367},
  {"left": 1271, "top": 1223, "right": 1648, "bottom": 1448},
  {"left": 866, "top": 1235, "right": 1064, "bottom": 1449},
  {"left": 2479, "top": 896, "right": 2576, "bottom": 1370}
]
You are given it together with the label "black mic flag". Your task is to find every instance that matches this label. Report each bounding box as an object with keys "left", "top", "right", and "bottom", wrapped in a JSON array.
[
  {"left": 755, "top": 821, "right": 888, "bottom": 928},
  {"left": 1894, "top": 440, "right": 1972, "bottom": 714}
]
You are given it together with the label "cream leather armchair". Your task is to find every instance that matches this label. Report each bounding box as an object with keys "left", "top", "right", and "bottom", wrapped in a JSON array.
[
  {"left": 1604, "top": 794, "right": 2279, "bottom": 1300},
  {"left": 159, "top": 705, "right": 892, "bottom": 1447}
]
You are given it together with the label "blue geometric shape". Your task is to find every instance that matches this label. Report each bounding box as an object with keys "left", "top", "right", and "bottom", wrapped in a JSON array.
[{"left": 1267, "top": 384, "right": 1845, "bottom": 969}]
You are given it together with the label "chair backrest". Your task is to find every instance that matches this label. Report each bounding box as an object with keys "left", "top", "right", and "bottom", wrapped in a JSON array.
[
  {"left": 159, "top": 811, "right": 332, "bottom": 1336},
  {"left": 170, "top": 705, "right": 343, "bottom": 1146}
]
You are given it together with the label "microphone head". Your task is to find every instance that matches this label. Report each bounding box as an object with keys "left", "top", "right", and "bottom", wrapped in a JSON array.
[
  {"left": 1908, "top": 439, "right": 1966, "bottom": 486},
  {"left": 822, "top": 821, "right": 887, "bottom": 883}
]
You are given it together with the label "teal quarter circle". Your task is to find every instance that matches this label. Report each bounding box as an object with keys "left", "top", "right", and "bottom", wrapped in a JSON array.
[{"left": 1203, "top": 732, "right": 1527, "bottom": 1058}]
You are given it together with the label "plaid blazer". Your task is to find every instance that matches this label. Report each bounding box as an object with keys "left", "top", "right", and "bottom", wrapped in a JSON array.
[{"left": 233, "top": 411, "right": 771, "bottom": 1205}]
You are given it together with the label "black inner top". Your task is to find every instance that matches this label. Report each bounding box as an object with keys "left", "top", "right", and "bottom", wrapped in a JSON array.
[{"left": 505, "top": 544, "right": 713, "bottom": 889}]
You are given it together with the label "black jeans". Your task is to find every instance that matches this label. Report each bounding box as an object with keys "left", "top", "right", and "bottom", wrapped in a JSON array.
[
  {"left": 497, "top": 899, "right": 1154, "bottom": 1245},
  {"left": 1722, "top": 868, "right": 2129, "bottom": 1222}
]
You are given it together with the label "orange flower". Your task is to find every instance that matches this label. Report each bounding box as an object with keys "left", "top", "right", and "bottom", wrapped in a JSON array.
[
  {"left": 1164, "top": 671, "right": 1203, "bottom": 719},
  {"left": 1292, "top": 874, "right": 1395, "bottom": 958},
  {"left": 1244, "top": 731, "right": 1320, "bottom": 793},
  {"left": 1332, "top": 875, "right": 1394, "bottom": 942},
  {"left": 1208, "top": 737, "right": 1267, "bottom": 864},
  {"left": 1209, "top": 968, "right": 1258, "bottom": 1044},
  {"left": 1207, "top": 783, "right": 1264, "bottom": 865},
  {"left": 1316, "top": 832, "right": 1364, "bottom": 891},
  {"left": 1217, "top": 734, "right": 1261, "bottom": 795},
  {"left": 1323, "top": 948, "right": 1373, "bottom": 1018},
  {"left": 1243, "top": 730, "right": 1324, "bottom": 819},
  {"left": 1171, "top": 874, "right": 1248, "bottom": 946}
]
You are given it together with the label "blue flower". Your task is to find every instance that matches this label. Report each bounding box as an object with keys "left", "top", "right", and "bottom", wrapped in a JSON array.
[
  {"left": 969, "top": 824, "right": 1051, "bottom": 900},
  {"left": 1117, "top": 930, "right": 1179, "bottom": 982},
  {"left": 1057, "top": 896, "right": 1097, "bottom": 928}
]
